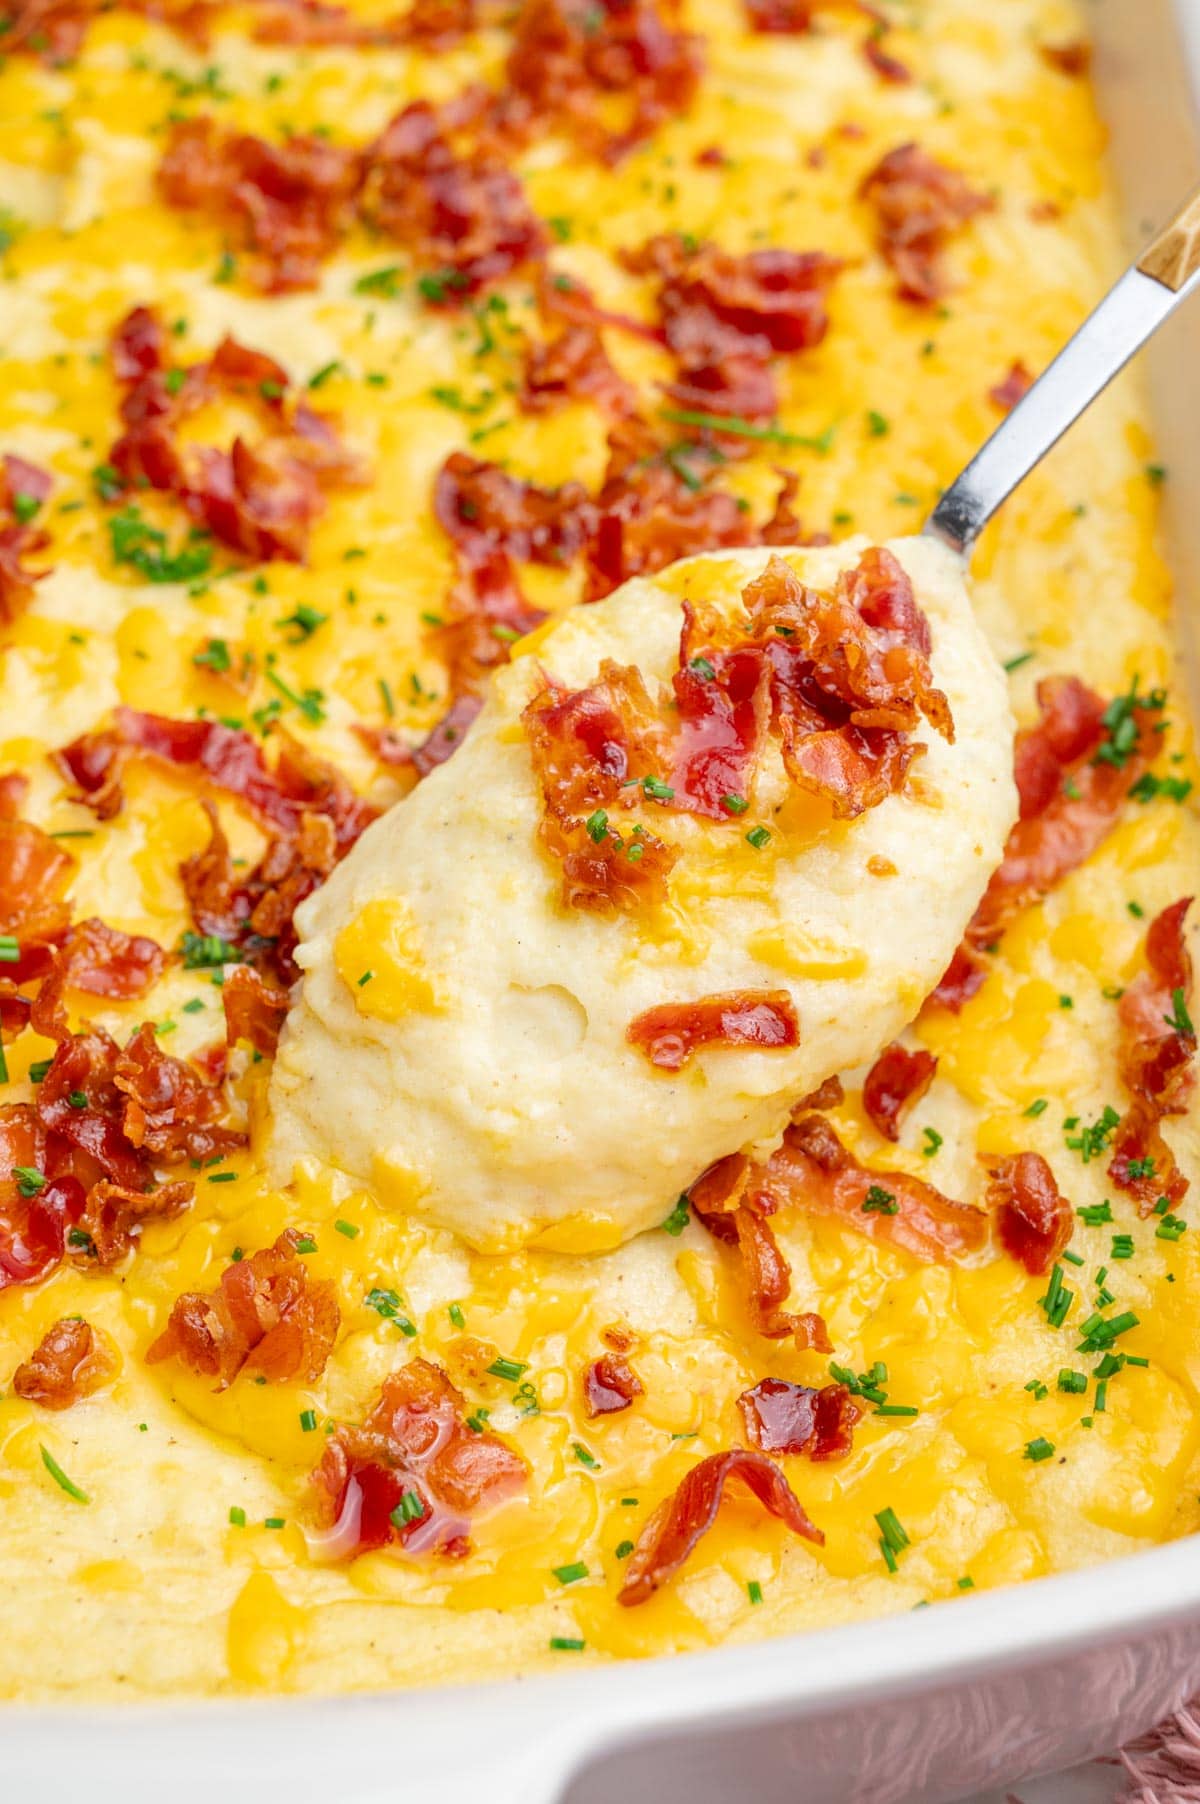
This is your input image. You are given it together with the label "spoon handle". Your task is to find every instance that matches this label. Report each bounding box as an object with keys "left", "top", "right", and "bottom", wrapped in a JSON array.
[{"left": 924, "top": 185, "right": 1200, "bottom": 558}]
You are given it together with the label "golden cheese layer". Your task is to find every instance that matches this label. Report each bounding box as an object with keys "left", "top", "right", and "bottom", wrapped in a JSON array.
[{"left": 0, "top": 0, "right": 1198, "bottom": 1703}]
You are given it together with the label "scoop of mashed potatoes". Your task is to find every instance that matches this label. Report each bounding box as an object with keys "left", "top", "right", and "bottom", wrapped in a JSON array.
[{"left": 269, "top": 538, "right": 1016, "bottom": 1253}]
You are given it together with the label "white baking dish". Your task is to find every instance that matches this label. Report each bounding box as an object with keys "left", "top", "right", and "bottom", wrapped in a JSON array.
[{"left": 8, "top": 2, "right": 1200, "bottom": 1798}]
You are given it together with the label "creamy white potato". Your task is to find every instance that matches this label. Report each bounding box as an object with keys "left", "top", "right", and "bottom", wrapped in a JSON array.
[{"left": 269, "top": 537, "right": 1017, "bottom": 1252}]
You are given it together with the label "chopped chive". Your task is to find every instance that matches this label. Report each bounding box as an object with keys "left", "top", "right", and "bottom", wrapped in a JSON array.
[
  {"left": 229, "top": 1506, "right": 246, "bottom": 1526},
  {"left": 1060, "top": 1248, "right": 1084, "bottom": 1266},
  {"left": 720, "top": 793, "right": 749, "bottom": 815},
  {"left": 487, "top": 1356, "right": 527, "bottom": 1382},
  {"left": 207, "top": 1170, "right": 236, "bottom": 1184},
  {"left": 956, "top": 1576, "right": 975, "bottom": 1591},
  {"left": 1058, "top": 1369, "right": 1087, "bottom": 1393},
  {"left": 448, "top": 1303, "right": 465, "bottom": 1328},
  {"left": 615, "top": 1539, "right": 635, "bottom": 1558},
  {"left": 334, "top": 1219, "right": 359, "bottom": 1238},
  {"left": 745, "top": 825, "right": 771, "bottom": 850},
  {"left": 390, "top": 1490, "right": 425, "bottom": 1527},
  {"left": 294, "top": 1236, "right": 317, "bottom": 1255},
  {"left": 552, "top": 1561, "right": 588, "bottom": 1585},
  {"left": 661, "top": 1195, "right": 690, "bottom": 1236},
  {"left": 1004, "top": 651, "right": 1036, "bottom": 673},
  {"left": 573, "top": 1443, "right": 599, "bottom": 1470},
  {"left": 40, "top": 1445, "right": 89, "bottom": 1503},
  {"left": 1023, "top": 1437, "right": 1055, "bottom": 1462},
  {"left": 921, "top": 1127, "right": 943, "bottom": 1157},
  {"left": 549, "top": 1637, "right": 586, "bottom": 1651},
  {"left": 747, "top": 1579, "right": 763, "bottom": 1604},
  {"left": 299, "top": 1409, "right": 318, "bottom": 1432},
  {"left": 264, "top": 1517, "right": 285, "bottom": 1530},
  {"left": 875, "top": 1507, "right": 909, "bottom": 1554}
]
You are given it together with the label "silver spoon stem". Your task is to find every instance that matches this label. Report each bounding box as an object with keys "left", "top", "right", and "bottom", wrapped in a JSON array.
[{"left": 925, "top": 186, "right": 1200, "bottom": 557}]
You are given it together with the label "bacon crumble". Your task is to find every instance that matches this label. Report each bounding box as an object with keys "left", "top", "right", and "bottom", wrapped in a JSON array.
[
  {"left": 106, "top": 305, "right": 365, "bottom": 565},
  {"left": 583, "top": 1352, "right": 644, "bottom": 1416},
  {"left": 618, "top": 1448, "right": 822, "bottom": 1605},
  {"left": 312, "top": 1357, "right": 526, "bottom": 1559},
  {"left": 737, "top": 1377, "right": 859, "bottom": 1459},
  {"left": 861, "top": 143, "right": 992, "bottom": 304},
  {"left": 690, "top": 1161, "right": 830, "bottom": 1349},
  {"left": 0, "top": 454, "right": 54, "bottom": 627},
  {"left": 624, "top": 232, "right": 842, "bottom": 434},
  {"left": 987, "top": 1151, "right": 1073, "bottom": 1275},
  {"left": 862, "top": 1040, "right": 937, "bottom": 1140},
  {"left": 989, "top": 360, "right": 1035, "bottom": 412},
  {"left": 627, "top": 992, "right": 800, "bottom": 1070},
  {"left": 1108, "top": 898, "right": 1195, "bottom": 1214},
  {"left": 930, "top": 676, "right": 1164, "bottom": 1010},
  {"left": 159, "top": 119, "right": 363, "bottom": 294},
  {"left": 12, "top": 1316, "right": 116, "bottom": 1409},
  {"left": 703, "top": 1113, "right": 989, "bottom": 1263},
  {"left": 503, "top": 0, "right": 702, "bottom": 164},
  {"left": 147, "top": 1229, "right": 339, "bottom": 1387}
]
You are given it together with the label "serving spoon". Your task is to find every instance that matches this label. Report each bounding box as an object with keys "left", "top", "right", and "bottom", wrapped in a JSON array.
[{"left": 925, "top": 184, "right": 1200, "bottom": 557}]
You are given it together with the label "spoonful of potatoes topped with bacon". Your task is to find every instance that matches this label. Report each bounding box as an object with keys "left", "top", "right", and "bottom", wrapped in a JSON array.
[
  {"left": 268, "top": 536, "right": 1016, "bottom": 1253},
  {"left": 269, "top": 176, "right": 1200, "bottom": 1254}
]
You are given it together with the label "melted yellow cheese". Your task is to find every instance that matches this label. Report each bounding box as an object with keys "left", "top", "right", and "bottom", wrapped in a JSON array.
[{"left": 0, "top": 0, "right": 1197, "bottom": 1706}]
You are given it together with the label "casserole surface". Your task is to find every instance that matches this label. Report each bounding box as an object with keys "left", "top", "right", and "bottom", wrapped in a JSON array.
[{"left": 1, "top": 0, "right": 1199, "bottom": 1703}]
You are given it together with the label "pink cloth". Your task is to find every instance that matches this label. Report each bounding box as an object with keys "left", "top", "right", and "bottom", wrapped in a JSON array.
[{"left": 1111, "top": 1703, "right": 1200, "bottom": 1803}]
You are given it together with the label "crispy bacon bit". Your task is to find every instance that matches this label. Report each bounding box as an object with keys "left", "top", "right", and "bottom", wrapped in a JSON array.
[
  {"left": 526, "top": 546, "right": 948, "bottom": 906},
  {"left": 1, "top": 978, "right": 244, "bottom": 1291},
  {"left": 626, "top": 232, "right": 841, "bottom": 432},
  {"left": 115, "top": 1023, "right": 242, "bottom": 1163},
  {"left": 862, "top": 1041, "right": 937, "bottom": 1141},
  {"left": 523, "top": 663, "right": 679, "bottom": 911},
  {"left": 740, "top": 549, "right": 951, "bottom": 818},
  {"left": 58, "top": 917, "right": 167, "bottom": 1000},
  {"left": 362, "top": 92, "right": 546, "bottom": 300},
  {"left": 0, "top": 453, "right": 54, "bottom": 627},
  {"left": 1040, "top": 38, "right": 1091, "bottom": 76},
  {"left": 59, "top": 708, "right": 376, "bottom": 851},
  {"left": 12, "top": 1317, "right": 116, "bottom": 1410},
  {"left": 618, "top": 1448, "right": 822, "bottom": 1605},
  {"left": 505, "top": 0, "right": 701, "bottom": 164},
  {"left": 311, "top": 1357, "right": 526, "bottom": 1560},
  {"left": 147, "top": 1229, "right": 338, "bottom": 1387},
  {"left": 0, "top": 773, "right": 28, "bottom": 821},
  {"left": 106, "top": 305, "right": 364, "bottom": 564},
  {"left": 930, "top": 676, "right": 1162, "bottom": 1010},
  {"left": 158, "top": 118, "right": 362, "bottom": 294},
  {"left": 761, "top": 1114, "right": 988, "bottom": 1261},
  {"left": 522, "top": 276, "right": 636, "bottom": 418},
  {"left": 584, "top": 1352, "right": 643, "bottom": 1416},
  {"left": 989, "top": 360, "right": 1035, "bottom": 412},
  {"left": 628, "top": 992, "right": 800, "bottom": 1071},
  {"left": 584, "top": 420, "right": 802, "bottom": 601},
  {"left": 0, "top": 819, "right": 75, "bottom": 977},
  {"left": 862, "top": 31, "right": 910, "bottom": 82},
  {"left": 223, "top": 965, "right": 291, "bottom": 1055},
  {"left": 862, "top": 143, "right": 992, "bottom": 304},
  {"left": 988, "top": 1151, "right": 1073, "bottom": 1275},
  {"left": 737, "top": 1377, "right": 858, "bottom": 1459},
  {"left": 690, "top": 1164, "right": 830, "bottom": 1349},
  {"left": 255, "top": 0, "right": 478, "bottom": 49},
  {"left": 793, "top": 1073, "right": 844, "bottom": 1114},
  {"left": 1108, "top": 898, "right": 1195, "bottom": 1214}
]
